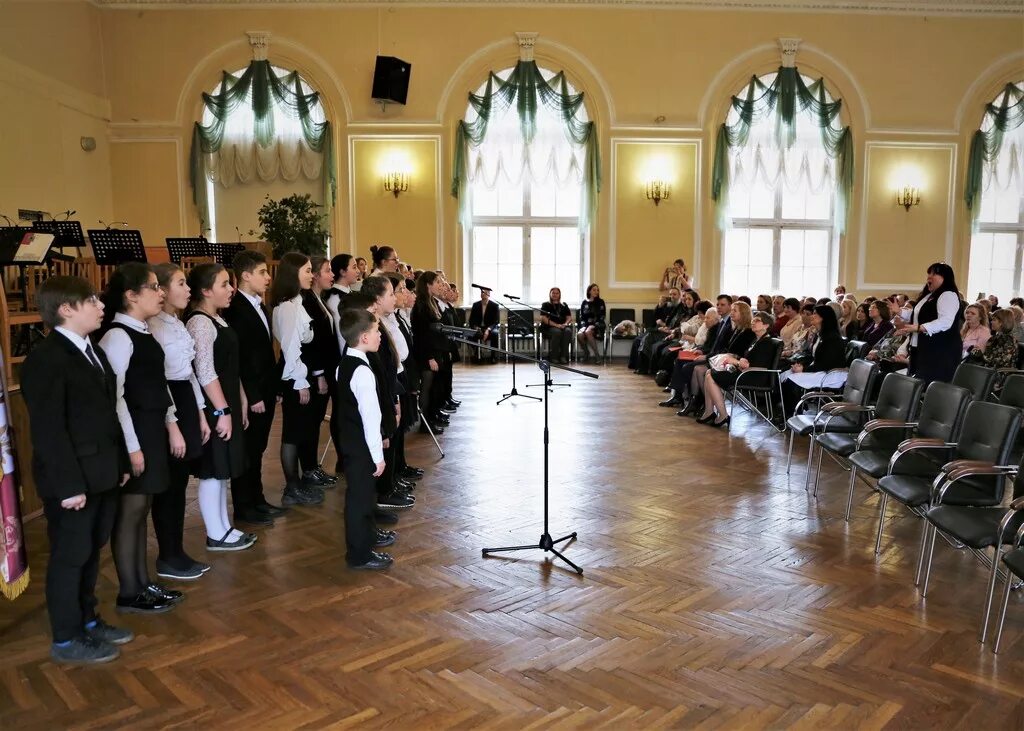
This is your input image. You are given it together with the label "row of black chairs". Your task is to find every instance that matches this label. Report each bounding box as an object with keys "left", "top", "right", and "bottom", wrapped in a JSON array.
[{"left": 778, "top": 359, "right": 1024, "bottom": 652}]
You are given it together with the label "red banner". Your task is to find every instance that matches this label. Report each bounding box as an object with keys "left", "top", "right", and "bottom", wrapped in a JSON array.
[{"left": 0, "top": 350, "right": 29, "bottom": 600}]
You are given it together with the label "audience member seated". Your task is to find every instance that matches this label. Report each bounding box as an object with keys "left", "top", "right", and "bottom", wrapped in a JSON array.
[
  {"left": 576, "top": 283, "right": 607, "bottom": 363},
  {"left": 661, "top": 298, "right": 729, "bottom": 410},
  {"left": 834, "top": 284, "right": 847, "bottom": 300},
  {"left": 653, "top": 298, "right": 711, "bottom": 375},
  {"left": 628, "top": 288, "right": 679, "bottom": 370},
  {"left": 960, "top": 303, "right": 991, "bottom": 359},
  {"left": 756, "top": 295, "right": 772, "bottom": 313},
  {"left": 468, "top": 287, "right": 500, "bottom": 363},
  {"left": 633, "top": 288, "right": 687, "bottom": 374},
  {"left": 840, "top": 299, "right": 859, "bottom": 338},
  {"left": 1011, "top": 305, "right": 1024, "bottom": 343},
  {"left": 866, "top": 328, "right": 910, "bottom": 375},
  {"left": 859, "top": 300, "right": 894, "bottom": 350},
  {"left": 775, "top": 297, "right": 801, "bottom": 339},
  {"left": 645, "top": 289, "right": 700, "bottom": 373},
  {"left": 966, "top": 308, "right": 1019, "bottom": 370},
  {"left": 659, "top": 259, "right": 692, "bottom": 293},
  {"left": 679, "top": 300, "right": 756, "bottom": 417},
  {"left": 780, "top": 304, "right": 847, "bottom": 416},
  {"left": 540, "top": 287, "right": 573, "bottom": 364},
  {"left": 782, "top": 303, "right": 817, "bottom": 365},
  {"left": 696, "top": 310, "right": 777, "bottom": 428}
]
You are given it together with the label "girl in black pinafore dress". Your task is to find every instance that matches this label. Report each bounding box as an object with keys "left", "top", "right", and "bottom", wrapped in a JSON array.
[
  {"left": 98, "top": 263, "right": 181, "bottom": 614},
  {"left": 184, "top": 264, "right": 255, "bottom": 553}
]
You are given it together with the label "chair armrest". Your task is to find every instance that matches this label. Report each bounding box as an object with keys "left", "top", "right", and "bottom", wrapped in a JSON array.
[
  {"left": 856, "top": 418, "right": 916, "bottom": 449},
  {"left": 888, "top": 438, "right": 955, "bottom": 474},
  {"left": 820, "top": 400, "right": 855, "bottom": 414},
  {"left": 794, "top": 391, "right": 838, "bottom": 416},
  {"left": 825, "top": 403, "right": 874, "bottom": 415},
  {"left": 934, "top": 464, "right": 1015, "bottom": 504},
  {"left": 1015, "top": 520, "right": 1024, "bottom": 547}
]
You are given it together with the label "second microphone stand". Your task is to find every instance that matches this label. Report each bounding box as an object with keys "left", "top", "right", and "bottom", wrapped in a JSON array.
[{"left": 492, "top": 295, "right": 541, "bottom": 406}]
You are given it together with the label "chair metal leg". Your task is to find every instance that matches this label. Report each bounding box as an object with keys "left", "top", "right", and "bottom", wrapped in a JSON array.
[
  {"left": 873, "top": 492, "right": 888, "bottom": 554},
  {"left": 993, "top": 568, "right": 1014, "bottom": 653},
  {"left": 980, "top": 545, "right": 1005, "bottom": 645},
  {"left": 914, "top": 518, "right": 930, "bottom": 586},
  {"left": 787, "top": 431, "right": 795, "bottom": 474},
  {"left": 845, "top": 466, "right": 859, "bottom": 522},
  {"left": 803, "top": 437, "right": 816, "bottom": 491},
  {"left": 811, "top": 441, "right": 824, "bottom": 497},
  {"left": 921, "top": 524, "right": 938, "bottom": 597}
]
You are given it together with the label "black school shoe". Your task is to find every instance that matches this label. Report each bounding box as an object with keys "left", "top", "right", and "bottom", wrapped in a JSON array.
[
  {"left": 116, "top": 591, "right": 175, "bottom": 615},
  {"left": 155, "top": 559, "right": 204, "bottom": 581},
  {"left": 146, "top": 583, "right": 184, "bottom": 604},
  {"left": 85, "top": 617, "right": 134, "bottom": 646},
  {"left": 348, "top": 551, "right": 393, "bottom": 571},
  {"left": 374, "top": 529, "right": 397, "bottom": 547},
  {"left": 400, "top": 466, "right": 425, "bottom": 479},
  {"left": 376, "top": 492, "right": 415, "bottom": 511},
  {"left": 255, "top": 502, "right": 288, "bottom": 518},
  {"left": 51, "top": 636, "right": 119, "bottom": 665}
]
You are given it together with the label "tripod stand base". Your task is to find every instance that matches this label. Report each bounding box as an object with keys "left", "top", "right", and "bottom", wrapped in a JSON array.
[
  {"left": 482, "top": 532, "right": 583, "bottom": 575},
  {"left": 497, "top": 387, "right": 541, "bottom": 405}
]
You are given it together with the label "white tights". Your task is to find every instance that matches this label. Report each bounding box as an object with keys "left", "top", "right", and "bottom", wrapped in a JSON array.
[{"left": 197, "top": 478, "right": 243, "bottom": 542}]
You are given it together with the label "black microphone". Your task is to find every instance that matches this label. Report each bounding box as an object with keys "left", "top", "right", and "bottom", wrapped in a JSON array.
[
  {"left": 470, "top": 283, "right": 492, "bottom": 291},
  {"left": 504, "top": 294, "right": 521, "bottom": 301},
  {"left": 429, "top": 323, "right": 477, "bottom": 337}
]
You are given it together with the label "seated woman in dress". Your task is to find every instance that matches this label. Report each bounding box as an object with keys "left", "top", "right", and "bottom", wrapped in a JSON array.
[
  {"left": 780, "top": 305, "right": 847, "bottom": 416},
  {"left": 540, "top": 287, "right": 573, "bottom": 364},
  {"left": 846, "top": 302, "right": 868, "bottom": 340},
  {"left": 968, "top": 309, "right": 1019, "bottom": 370},
  {"left": 681, "top": 301, "right": 756, "bottom": 416},
  {"left": 859, "top": 300, "right": 894, "bottom": 350},
  {"left": 576, "top": 283, "right": 606, "bottom": 363},
  {"left": 960, "top": 303, "right": 991, "bottom": 359},
  {"left": 696, "top": 310, "right": 777, "bottom": 428}
]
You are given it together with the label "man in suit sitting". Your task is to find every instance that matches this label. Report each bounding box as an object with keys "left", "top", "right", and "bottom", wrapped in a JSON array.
[
  {"left": 469, "top": 287, "right": 500, "bottom": 363},
  {"left": 21, "top": 276, "right": 131, "bottom": 664}
]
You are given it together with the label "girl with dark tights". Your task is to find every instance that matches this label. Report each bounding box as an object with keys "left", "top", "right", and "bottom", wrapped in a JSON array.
[
  {"left": 148, "top": 263, "right": 212, "bottom": 581},
  {"left": 99, "top": 263, "right": 183, "bottom": 614}
]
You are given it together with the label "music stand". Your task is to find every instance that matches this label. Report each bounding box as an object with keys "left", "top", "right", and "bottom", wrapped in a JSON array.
[
  {"left": 166, "top": 237, "right": 209, "bottom": 264},
  {"left": 32, "top": 220, "right": 85, "bottom": 258},
  {"left": 87, "top": 229, "right": 148, "bottom": 265},
  {"left": 212, "top": 243, "right": 246, "bottom": 267}
]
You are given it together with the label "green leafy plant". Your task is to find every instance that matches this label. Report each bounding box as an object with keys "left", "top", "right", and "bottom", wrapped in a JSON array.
[{"left": 250, "top": 193, "right": 328, "bottom": 259}]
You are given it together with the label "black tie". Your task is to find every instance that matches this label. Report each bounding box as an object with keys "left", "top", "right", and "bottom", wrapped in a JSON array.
[{"left": 85, "top": 344, "right": 104, "bottom": 373}]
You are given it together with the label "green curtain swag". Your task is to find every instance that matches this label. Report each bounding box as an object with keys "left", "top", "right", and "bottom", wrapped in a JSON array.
[
  {"left": 451, "top": 60, "right": 601, "bottom": 230},
  {"left": 711, "top": 66, "right": 854, "bottom": 233},
  {"left": 189, "top": 59, "right": 336, "bottom": 237},
  {"left": 964, "top": 81, "right": 1024, "bottom": 227}
]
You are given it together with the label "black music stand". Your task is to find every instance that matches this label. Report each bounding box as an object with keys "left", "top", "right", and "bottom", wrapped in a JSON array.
[
  {"left": 32, "top": 220, "right": 85, "bottom": 259},
  {"left": 211, "top": 243, "right": 246, "bottom": 267},
  {"left": 87, "top": 229, "right": 148, "bottom": 264},
  {"left": 165, "top": 237, "right": 209, "bottom": 264}
]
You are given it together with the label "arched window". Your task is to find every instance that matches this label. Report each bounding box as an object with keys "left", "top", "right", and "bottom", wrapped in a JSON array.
[
  {"left": 966, "top": 81, "right": 1024, "bottom": 300},
  {"left": 192, "top": 62, "right": 332, "bottom": 243},
  {"left": 715, "top": 69, "right": 850, "bottom": 299},
  {"left": 462, "top": 66, "right": 590, "bottom": 304}
]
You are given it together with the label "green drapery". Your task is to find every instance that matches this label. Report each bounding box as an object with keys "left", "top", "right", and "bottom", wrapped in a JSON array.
[
  {"left": 451, "top": 60, "right": 601, "bottom": 230},
  {"left": 189, "top": 59, "right": 336, "bottom": 235},
  {"left": 964, "top": 81, "right": 1024, "bottom": 226},
  {"left": 711, "top": 66, "right": 854, "bottom": 233}
]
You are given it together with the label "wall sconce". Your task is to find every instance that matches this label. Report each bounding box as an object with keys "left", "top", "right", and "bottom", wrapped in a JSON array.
[
  {"left": 384, "top": 172, "right": 410, "bottom": 198},
  {"left": 896, "top": 185, "right": 921, "bottom": 211},
  {"left": 645, "top": 180, "right": 670, "bottom": 206}
]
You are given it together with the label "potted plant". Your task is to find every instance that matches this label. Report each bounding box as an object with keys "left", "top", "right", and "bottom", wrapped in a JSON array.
[{"left": 250, "top": 193, "right": 328, "bottom": 258}]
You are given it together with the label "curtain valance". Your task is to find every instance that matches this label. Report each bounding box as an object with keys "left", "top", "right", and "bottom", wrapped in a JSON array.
[
  {"left": 189, "top": 60, "right": 336, "bottom": 234},
  {"left": 711, "top": 66, "right": 853, "bottom": 232},
  {"left": 451, "top": 60, "right": 601, "bottom": 230},
  {"left": 965, "top": 81, "right": 1024, "bottom": 226}
]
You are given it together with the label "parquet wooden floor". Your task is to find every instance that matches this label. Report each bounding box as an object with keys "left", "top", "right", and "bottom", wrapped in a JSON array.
[{"left": 3, "top": 362, "right": 1024, "bottom": 729}]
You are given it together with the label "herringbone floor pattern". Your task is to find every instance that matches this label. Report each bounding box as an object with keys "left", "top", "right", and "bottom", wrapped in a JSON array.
[{"left": 2, "top": 363, "right": 1024, "bottom": 728}]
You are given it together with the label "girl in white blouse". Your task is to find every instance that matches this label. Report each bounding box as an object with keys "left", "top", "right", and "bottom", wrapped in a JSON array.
[
  {"left": 325, "top": 253, "right": 361, "bottom": 352},
  {"left": 149, "top": 263, "right": 211, "bottom": 580},
  {"left": 270, "top": 252, "right": 323, "bottom": 507}
]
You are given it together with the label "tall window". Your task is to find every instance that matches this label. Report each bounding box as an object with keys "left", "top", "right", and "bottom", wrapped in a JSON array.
[
  {"left": 201, "top": 65, "right": 326, "bottom": 243},
  {"left": 464, "top": 67, "right": 587, "bottom": 304},
  {"left": 722, "top": 72, "right": 838, "bottom": 298},
  {"left": 967, "top": 82, "right": 1024, "bottom": 300}
]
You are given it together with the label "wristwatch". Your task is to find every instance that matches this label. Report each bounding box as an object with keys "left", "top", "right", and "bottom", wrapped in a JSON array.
[{"left": 211, "top": 406, "right": 232, "bottom": 417}]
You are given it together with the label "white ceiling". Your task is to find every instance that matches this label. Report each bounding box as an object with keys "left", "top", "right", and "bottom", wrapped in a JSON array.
[{"left": 88, "top": 0, "right": 1024, "bottom": 16}]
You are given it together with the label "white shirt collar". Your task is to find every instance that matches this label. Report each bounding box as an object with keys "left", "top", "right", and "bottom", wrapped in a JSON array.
[
  {"left": 347, "top": 348, "right": 370, "bottom": 364},
  {"left": 336, "top": 284, "right": 351, "bottom": 294},
  {"left": 239, "top": 289, "right": 264, "bottom": 310},
  {"left": 155, "top": 310, "right": 179, "bottom": 325},
  {"left": 54, "top": 326, "right": 91, "bottom": 353},
  {"left": 113, "top": 312, "right": 149, "bottom": 332}
]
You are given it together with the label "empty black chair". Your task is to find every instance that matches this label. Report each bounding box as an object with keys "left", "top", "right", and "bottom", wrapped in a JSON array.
[
  {"left": 785, "top": 359, "right": 878, "bottom": 483},
  {"left": 924, "top": 450, "right": 1024, "bottom": 645},
  {"left": 641, "top": 308, "right": 656, "bottom": 329},
  {"left": 952, "top": 362, "right": 998, "bottom": 402},
  {"left": 604, "top": 307, "right": 636, "bottom": 362},
  {"left": 992, "top": 506, "right": 1024, "bottom": 653},
  {"left": 729, "top": 338, "right": 785, "bottom": 431},
  {"left": 845, "top": 339, "right": 870, "bottom": 364},
  {"left": 851, "top": 382, "right": 972, "bottom": 553},
  {"left": 809, "top": 373, "right": 924, "bottom": 500}
]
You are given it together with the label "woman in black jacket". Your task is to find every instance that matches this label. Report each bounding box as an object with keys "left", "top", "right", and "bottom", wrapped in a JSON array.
[
  {"left": 683, "top": 302, "right": 757, "bottom": 416},
  {"left": 697, "top": 311, "right": 777, "bottom": 428},
  {"left": 781, "top": 304, "right": 847, "bottom": 416},
  {"left": 411, "top": 271, "right": 450, "bottom": 433},
  {"left": 301, "top": 255, "right": 341, "bottom": 487}
]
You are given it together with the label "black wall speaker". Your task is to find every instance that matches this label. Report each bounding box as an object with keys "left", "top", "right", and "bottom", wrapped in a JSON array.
[{"left": 372, "top": 56, "right": 411, "bottom": 106}]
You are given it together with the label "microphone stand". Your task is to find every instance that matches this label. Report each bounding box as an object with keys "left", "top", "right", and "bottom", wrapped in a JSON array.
[
  {"left": 505, "top": 298, "right": 571, "bottom": 390},
  {"left": 491, "top": 295, "right": 541, "bottom": 406},
  {"left": 443, "top": 334, "right": 597, "bottom": 575}
]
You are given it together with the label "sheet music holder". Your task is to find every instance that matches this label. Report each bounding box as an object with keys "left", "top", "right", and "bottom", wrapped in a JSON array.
[
  {"left": 15, "top": 232, "right": 55, "bottom": 264},
  {"left": 87, "top": 229, "right": 148, "bottom": 265},
  {"left": 32, "top": 220, "right": 86, "bottom": 258},
  {"left": 166, "top": 237, "right": 209, "bottom": 263},
  {"left": 210, "top": 242, "right": 245, "bottom": 267},
  {"left": 0, "top": 227, "right": 31, "bottom": 263}
]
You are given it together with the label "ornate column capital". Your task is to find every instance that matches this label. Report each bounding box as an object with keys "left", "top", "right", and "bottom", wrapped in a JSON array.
[
  {"left": 515, "top": 32, "right": 539, "bottom": 62},
  {"left": 779, "top": 37, "right": 801, "bottom": 68},
  {"left": 247, "top": 31, "right": 271, "bottom": 61}
]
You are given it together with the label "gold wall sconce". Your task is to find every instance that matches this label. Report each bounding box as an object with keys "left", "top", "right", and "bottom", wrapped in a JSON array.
[
  {"left": 645, "top": 180, "right": 670, "bottom": 206},
  {"left": 384, "top": 172, "right": 410, "bottom": 198},
  {"left": 896, "top": 185, "right": 921, "bottom": 211}
]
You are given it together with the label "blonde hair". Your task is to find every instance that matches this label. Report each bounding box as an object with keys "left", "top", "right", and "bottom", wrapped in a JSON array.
[
  {"left": 732, "top": 301, "right": 753, "bottom": 330},
  {"left": 961, "top": 303, "right": 989, "bottom": 337}
]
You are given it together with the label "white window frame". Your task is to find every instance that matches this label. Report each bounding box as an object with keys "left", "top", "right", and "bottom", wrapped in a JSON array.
[{"left": 969, "top": 200, "right": 1024, "bottom": 300}]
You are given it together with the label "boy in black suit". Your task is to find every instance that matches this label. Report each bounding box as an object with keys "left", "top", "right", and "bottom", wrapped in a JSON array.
[
  {"left": 224, "top": 250, "right": 286, "bottom": 526},
  {"left": 469, "top": 287, "right": 500, "bottom": 363},
  {"left": 21, "top": 276, "right": 131, "bottom": 664}
]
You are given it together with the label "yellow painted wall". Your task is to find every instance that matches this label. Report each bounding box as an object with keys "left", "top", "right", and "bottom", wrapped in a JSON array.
[
  {"left": 109, "top": 141, "right": 183, "bottom": 246},
  {"left": 1, "top": 0, "right": 1021, "bottom": 302}
]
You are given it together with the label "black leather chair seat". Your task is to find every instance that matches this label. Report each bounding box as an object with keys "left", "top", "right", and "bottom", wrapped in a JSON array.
[
  {"left": 877, "top": 474, "right": 1002, "bottom": 508},
  {"left": 787, "top": 413, "right": 861, "bottom": 436},
  {"left": 1003, "top": 547, "right": 1024, "bottom": 579},
  {"left": 927, "top": 506, "right": 1024, "bottom": 550},
  {"left": 848, "top": 449, "right": 937, "bottom": 479},
  {"left": 814, "top": 433, "right": 857, "bottom": 457}
]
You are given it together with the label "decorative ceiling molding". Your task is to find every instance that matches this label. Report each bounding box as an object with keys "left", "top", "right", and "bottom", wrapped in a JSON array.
[{"left": 89, "top": 0, "right": 1024, "bottom": 17}]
